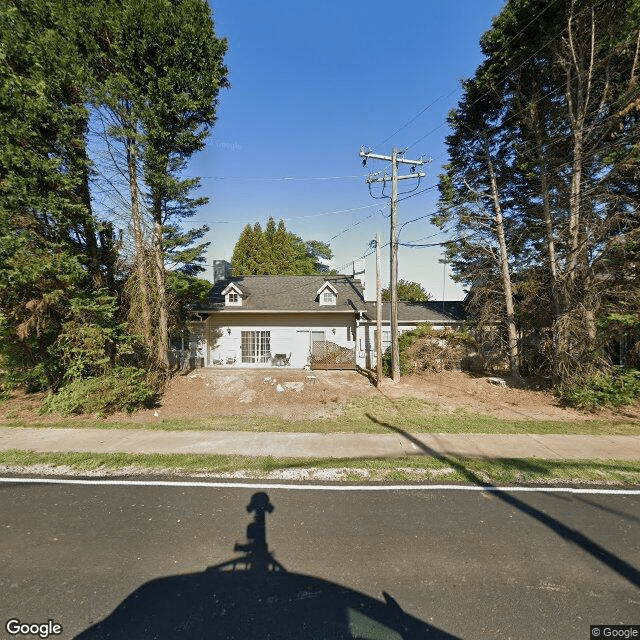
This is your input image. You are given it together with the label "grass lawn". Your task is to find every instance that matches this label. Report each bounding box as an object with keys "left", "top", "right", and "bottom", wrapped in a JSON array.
[
  {"left": 1, "top": 449, "right": 639, "bottom": 485},
  {"left": 3, "top": 396, "right": 639, "bottom": 435}
]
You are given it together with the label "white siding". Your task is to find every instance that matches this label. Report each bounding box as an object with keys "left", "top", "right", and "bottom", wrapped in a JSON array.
[
  {"left": 187, "top": 320, "right": 206, "bottom": 366},
  {"left": 204, "top": 312, "right": 357, "bottom": 368}
]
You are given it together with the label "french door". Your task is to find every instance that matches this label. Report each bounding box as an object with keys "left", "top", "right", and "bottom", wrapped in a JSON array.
[{"left": 241, "top": 331, "right": 271, "bottom": 364}]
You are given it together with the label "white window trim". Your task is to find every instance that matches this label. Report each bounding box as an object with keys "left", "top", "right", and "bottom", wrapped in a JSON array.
[
  {"left": 317, "top": 282, "right": 338, "bottom": 306},
  {"left": 241, "top": 330, "right": 271, "bottom": 364},
  {"left": 320, "top": 290, "right": 336, "bottom": 306},
  {"left": 221, "top": 283, "right": 243, "bottom": 307}
]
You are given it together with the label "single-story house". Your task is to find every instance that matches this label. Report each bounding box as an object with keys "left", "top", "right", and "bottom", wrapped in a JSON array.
[{"left": 186, "top": 268, "right": 464, "bottom": 370}]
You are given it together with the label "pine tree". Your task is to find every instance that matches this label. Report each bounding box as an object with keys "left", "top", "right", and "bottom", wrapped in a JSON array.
[
  {"left": 230, "top": 219, "right": 333, "bottom": 275},
  {"left": 0, "top": 0, "right": 114, "bottom": 389},
  {"left": 95, "top": 0, "right": 228, "bottom": 370},
  {"left": 231, "top": 224, "right": 258, "bottom": 275},
  {"left": 438, "top": 0, "right": 640, "bottom": 384}
]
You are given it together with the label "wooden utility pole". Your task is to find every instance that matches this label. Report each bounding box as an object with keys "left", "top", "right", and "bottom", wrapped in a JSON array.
[
  {"left": 389, "top": 147, "right": 400, "bottom": 381},
  {"left": 375, "top": 232, "right": 383, "bottom": 387},
  {"left": 360, "top": 147, "right": 426, "bottom": 382}
]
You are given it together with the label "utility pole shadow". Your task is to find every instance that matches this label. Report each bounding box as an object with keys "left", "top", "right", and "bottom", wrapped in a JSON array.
[{"left": 366, "top": 412, "right": 640, "bottom": 590}]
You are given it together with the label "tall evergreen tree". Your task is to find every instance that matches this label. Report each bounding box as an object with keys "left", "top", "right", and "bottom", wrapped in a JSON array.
[
  {"left": 95, "top": 0, "right": 228, "bottom": 370},
  {"left": 438, "top": 0, "right": 640, "bottom": 384},
  {"left": 0, "top": 0, "right": 229, "bottom": 398},
  {"left": 437, "top": 76, "right": 522, "bottom": 378},
  {"left": 0, "top": 0, "right": 115, "bottom": 389},
  {"left": 230, "top": 219, "right": 333, "bottom": 275}
]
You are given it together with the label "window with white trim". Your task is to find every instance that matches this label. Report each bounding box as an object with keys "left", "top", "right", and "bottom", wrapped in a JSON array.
[
  {"left": 321, "top": 290, "right": 336, "bottom": 305},
  {"left": 226, "top": 291, "right": 241, "bottom": 306},
  {"left": 241, "top": 331, "right": 270, "bottom": 363}
]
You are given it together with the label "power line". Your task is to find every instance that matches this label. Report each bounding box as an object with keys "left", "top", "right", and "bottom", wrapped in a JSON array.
[
  {"left": 372, "top": 91, "right": 456, "bottom": 151},
  {"left": 369, "top": 0, "right": 565, "bottom": 155},
  {"left": 326, "top": 210, "right": 383, "bottom": 243},
  {"left": 195, "top": 202, "right": 383, "bottom": 225},
  {"left": 187, "top": 173, "right": 376, "bottom": 182},
  {"left": 403, "top": 0, "right": 574, "bottom": 153}
]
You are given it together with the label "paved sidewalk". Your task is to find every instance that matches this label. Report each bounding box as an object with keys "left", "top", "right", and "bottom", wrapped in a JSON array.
[{"left": 1, "top": 427, "right": 639, "bottom": 460}]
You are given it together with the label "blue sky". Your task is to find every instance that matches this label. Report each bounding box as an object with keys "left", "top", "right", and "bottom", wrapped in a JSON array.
[{"left": 188, "top": 0, "right": 506, "bottom": 300}]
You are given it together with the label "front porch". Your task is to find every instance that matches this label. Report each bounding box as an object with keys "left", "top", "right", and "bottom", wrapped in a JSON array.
[{"left": 187, "top": 313, "right": 358, "bottom": 370}]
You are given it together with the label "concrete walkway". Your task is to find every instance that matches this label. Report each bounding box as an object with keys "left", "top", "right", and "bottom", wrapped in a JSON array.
[{"left": 1, "top": 427, "right": 639, "bottom": 460}]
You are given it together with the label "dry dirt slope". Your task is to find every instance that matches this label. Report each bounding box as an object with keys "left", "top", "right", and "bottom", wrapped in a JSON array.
[
  {"left": 2, "top": 369, "right": 637, "bottom": 424},
  {"left": 113, "top": 369, "right": 595, "bottom": 423}
]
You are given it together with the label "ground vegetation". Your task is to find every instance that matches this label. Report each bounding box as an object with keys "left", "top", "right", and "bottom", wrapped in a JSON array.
[
  {"left": 0, "top": 0, "right": 227, "bottom": 412},
  {"left": 436, "top": 0, "right": 640, "bottom": 405}
]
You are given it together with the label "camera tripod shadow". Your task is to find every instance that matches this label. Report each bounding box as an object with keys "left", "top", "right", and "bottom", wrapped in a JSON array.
[{"left": 75, "top": 491, "right": 457, "bottom": 639}]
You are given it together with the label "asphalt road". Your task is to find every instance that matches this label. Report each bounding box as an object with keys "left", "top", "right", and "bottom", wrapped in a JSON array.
[{"left": 1, "top": 478, "right": 639, "bottom": 639}]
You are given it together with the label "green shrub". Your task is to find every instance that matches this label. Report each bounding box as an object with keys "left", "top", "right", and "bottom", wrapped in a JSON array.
[
  {"left": 561, "top": 368, "right": 640, "bottom": 410},
  {"left": 383, "top": 324, "right": 475, "bottom": 376},
  {"left": 383, "top": 323, "right": 434, "bottom": 376},
  {"left": 6, "top": 361, "right": 52, "bottom": 393},
  {"left": 41, "top": 367, "right": 155, "bottom": 416}
]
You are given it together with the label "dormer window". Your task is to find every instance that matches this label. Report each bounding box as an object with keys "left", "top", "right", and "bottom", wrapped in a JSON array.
[
  {"left": 322, "top": 290, "right": 335, "bottom": 305},
  {"left": 222, "top": 283, "right": 243, "bottom": 306},
  {"left": 317, "top": 281, "right": 338, "bottom": 306}
]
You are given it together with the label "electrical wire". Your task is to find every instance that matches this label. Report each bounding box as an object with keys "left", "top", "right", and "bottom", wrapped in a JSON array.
[
  {"left": 326, "top": 210, "right": 384, "bottom": 243},
  {"left": 404, "top": 0, "right": 582, "bottom": 153},
  {"left": 188, "top": 173, "right": 374, "bottom": 182},
  {"left": 370, "top": 0, "right": 565, "bottom": 154},
  {"left": 195, "top": 202, "right": 383, "bottom": 225},
  {"left": 397, "top": 182, "right": 439, "bottom": 203},
  {"left": 372, "top": 91, "right": 456, "bottom": 150}
]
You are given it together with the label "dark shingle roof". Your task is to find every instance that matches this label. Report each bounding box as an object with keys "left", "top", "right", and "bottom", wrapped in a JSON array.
[
  {"left": 190, "top": 275, "right": 367, "bottom": 312},
  {"left": 363, "top": 301, "right": 465, "bottom": 323}
]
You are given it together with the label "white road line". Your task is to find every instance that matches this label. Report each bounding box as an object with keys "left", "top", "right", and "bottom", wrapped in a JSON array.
[{"left": 0, "top": 476, "right": 639, "bottom": 494}]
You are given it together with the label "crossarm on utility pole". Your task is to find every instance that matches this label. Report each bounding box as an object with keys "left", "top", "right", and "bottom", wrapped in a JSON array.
[
  {"left": 359, "top": 146, "right": 429, "bottom": 383},
  {"left": 367, "top": 172, "right": 426, "bottom": 183},
  {"left": 360, "top": 149, "right": 428, "bottom": 166}
]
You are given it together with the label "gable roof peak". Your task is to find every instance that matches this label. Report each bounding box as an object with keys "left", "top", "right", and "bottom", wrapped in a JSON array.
[
  {"left": 316, "top": 281, "right": 338, "bottom": 295},
  {"left": 221, "top": 282, "right": 243, "bottom": 295}
]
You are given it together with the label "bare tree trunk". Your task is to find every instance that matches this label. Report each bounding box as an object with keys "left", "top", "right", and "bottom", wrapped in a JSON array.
[
  {"left": 126, "top": 126, "right": 152, "bottom": 348},
  {"left": 152, "top": 210, "right": 169, "bottom": 371},
  {"left": 484, "top": 137, "right": 521, "bottom": 380},
  {"left": 555, "top": 1, "right": 600, "bottom": 380},
  {"left": 531, "top": 101, "right": 562, "bottom": 316},
  {"left": 530, "top": 100, "right": 565, "bottom": 381},
  {"left": 567, "top": 127, "right": 584, "bottom": 285}
]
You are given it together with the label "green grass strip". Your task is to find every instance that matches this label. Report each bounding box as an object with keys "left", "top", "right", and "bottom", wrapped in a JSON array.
[
  {"left": 1, "top": 450, "right": 639, "bottom": 485},
  {"left": 3, "top": 396, "right": 640, "bottom": 435}
]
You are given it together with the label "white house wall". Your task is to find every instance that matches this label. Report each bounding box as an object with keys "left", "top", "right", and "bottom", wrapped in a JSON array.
[
  {"left": 187, "top": 320, "right": 207, "bottom": 367},
  {"left": 204, "top": 312, "right": 358, "bottom": 368}
]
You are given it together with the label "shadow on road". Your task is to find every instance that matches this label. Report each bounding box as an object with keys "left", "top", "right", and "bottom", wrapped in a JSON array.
[
  {"left": 75, "top": 491, "right": 457, "bottom": 639},
  {"left": 366, "top": 413, "right": 640, "bottom": 590}
]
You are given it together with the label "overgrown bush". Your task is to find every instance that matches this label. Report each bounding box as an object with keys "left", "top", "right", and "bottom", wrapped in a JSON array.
[
  {"left": 560, "top": 368, "right": 640, "bottom": 410},
  {"left": 383, "top": 324, "right": 475, "bottom": 376},
  {"left": 383, "top": 323, "right": 432, "bottom": 376},
  {"left": 41, "top": 367, "right": 156, "bottom": 416}
]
